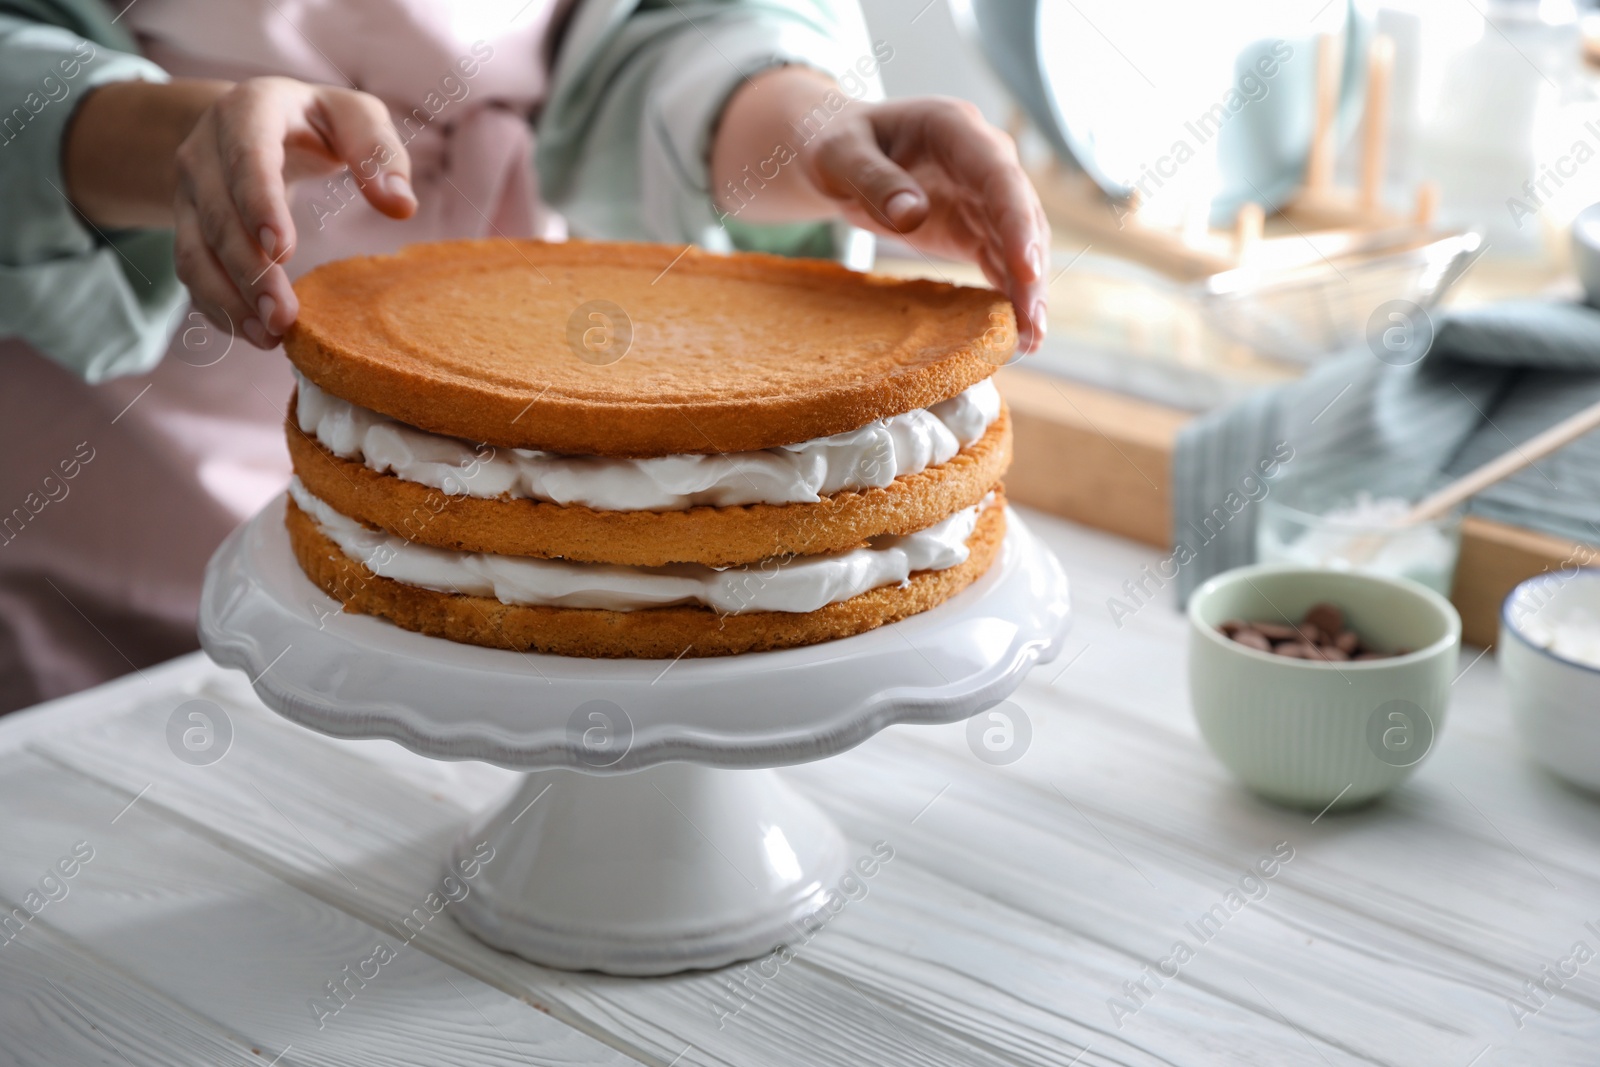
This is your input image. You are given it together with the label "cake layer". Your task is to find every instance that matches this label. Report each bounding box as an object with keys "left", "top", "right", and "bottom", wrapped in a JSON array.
[
  {"left": 294, "top": 370, "right": 1002, "bottom": 511},
  {"left": 285, "top": 239, "right": 1013, "bottom": 457},
  {"left": 289, "top": 478, "right": 990, "bottom": 612},
  {"left": 287, "top": 409, "right": 1011, "bottom": 566},
  {"left": 286, "top": 488, "right": 1007, "bottom": 658}
]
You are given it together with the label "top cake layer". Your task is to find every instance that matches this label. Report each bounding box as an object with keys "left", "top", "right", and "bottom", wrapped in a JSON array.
[{"left": 284, "top": 239, "right": 1013, "bottom": 457}]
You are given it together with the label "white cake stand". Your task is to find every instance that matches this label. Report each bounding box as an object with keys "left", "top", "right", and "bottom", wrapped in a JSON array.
[{"left": 199, "top": 496, "right": 1070, "bottom": 974}]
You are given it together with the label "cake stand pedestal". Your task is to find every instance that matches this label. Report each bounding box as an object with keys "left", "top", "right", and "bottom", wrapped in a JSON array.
[{"left": 199, "top": 497, "right": 1070, "bottom": 974}]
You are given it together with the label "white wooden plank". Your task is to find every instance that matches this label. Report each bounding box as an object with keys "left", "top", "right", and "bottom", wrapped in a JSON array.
[
  {"left": 0, "top": 919, "right": 271, "bottom": 1067},
  {"left": 0, "top": 750, "right": 636, "bottom": 1067},
  {"left": 790, "top": 727, "right": 1600, "bottom": 1067},
  {"left": 0, "top": 650, "right": 215, "bottom": 752},
  {"left": 29, "top": 693, "right": 1054, "bottom": 1067}
]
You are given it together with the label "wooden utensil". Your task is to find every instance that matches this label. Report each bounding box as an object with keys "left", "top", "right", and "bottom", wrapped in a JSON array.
[
  {"left": 1405, "top": 395, "right": 1600, "bottom": 524},
  {"left": 1333, "top": 394, "right": 1600, "bottom": 569},
  {"left": 1332, "top": 395, "right": 1600, "bottom": 569}
]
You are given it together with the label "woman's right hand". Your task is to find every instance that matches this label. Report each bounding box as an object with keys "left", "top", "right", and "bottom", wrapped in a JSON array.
[{"left": 171, "top": 77, "right": 417, "bottom": 347}]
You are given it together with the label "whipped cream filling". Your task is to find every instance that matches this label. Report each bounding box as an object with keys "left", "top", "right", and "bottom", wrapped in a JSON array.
[
  {"left": 294, "top": 370, "right": 1001, "bottom": 512},
  {"left": 290, "top": 479, "right": 991, "bottom": 614}
]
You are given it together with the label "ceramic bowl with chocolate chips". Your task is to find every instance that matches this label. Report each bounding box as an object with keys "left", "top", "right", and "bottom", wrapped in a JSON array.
[{"left": 1187, "top": 564, "right": 1462, "bottom": 811}]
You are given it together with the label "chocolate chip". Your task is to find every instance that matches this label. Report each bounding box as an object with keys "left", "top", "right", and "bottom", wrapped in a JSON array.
[
  {"left": 1232, "top": 629, "right": 1272, "bottom": 652},
  {"left": 1255, "top": 622, "right": 1299, "bottom": 642},
  {"left": 1304, "top": 602, "right": 1344, "bottom": 636},
  {"left": 1218, "top": 601, "right": 1398, "bottom": 664}
]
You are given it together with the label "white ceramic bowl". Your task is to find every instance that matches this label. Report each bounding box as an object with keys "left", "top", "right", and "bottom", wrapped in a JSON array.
[
  {"left": 1573, "top": 201, "right": 1600, "bottom": 307},
  {"left": 1188, "top": 564, "right": 1461, "bottom": 810},
  {"left": 1500, "top": 568, "right": 1600, "bottom": 792}
]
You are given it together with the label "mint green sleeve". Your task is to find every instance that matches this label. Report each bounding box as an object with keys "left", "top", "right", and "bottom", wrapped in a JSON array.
[
  {"left": 536, "top": 0, "right": 882, "bottom": 264},
  {"left": 0, "top": 16, "right": 184, "bottom": 382}
]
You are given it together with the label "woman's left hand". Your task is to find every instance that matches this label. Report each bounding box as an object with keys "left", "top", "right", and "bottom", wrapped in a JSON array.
[
  {"left": 713, "top": 68, "right": 1050, "bottom": 354},
  {"left": 800, "top": 95, "right": 1051, "bottom": 353}
]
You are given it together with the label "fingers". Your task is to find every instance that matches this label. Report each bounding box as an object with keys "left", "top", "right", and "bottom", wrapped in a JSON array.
[
  {"left": 212, "top": 83, "right": 412, "bottom": 333},
  {"left": 857, "top": 98, "right": 1049, "bottom": 354},
  {"left": 210, "top": 81, "right": 295, "bottom": 272},
  {"left": 807, "top": 118, "right": 929, "bottom": 233},
  {"left": 173, "top": 195, "right": 271, "bottom": 347},
  {"left": 174, "top": 77, "right": 418, "bottom": 342},
  {"left": 180, "top": 82, "right": 297, "bottom": 338},
  {"left": 203, "top": 80, "right": 304, "bottom": 333},
  {"left": 919, "top": 102, "right": 1049, "bottom": 352},
  {"left": 1008, "top": 196, "right": 1052, "bottom": 353},
  {"left": 1022, "top": 201, "right": 1053, "bottom": 353},
  {"left": 311, "top": 87, "right": 416, "bottom": 220},
  {"left": 175, "top": 114, "right": 283, "bottom": 345}
]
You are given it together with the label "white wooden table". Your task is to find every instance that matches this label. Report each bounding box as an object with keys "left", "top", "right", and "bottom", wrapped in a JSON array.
[{"left": 2, "top": 508, "right": 1596, "bottom": 1067}]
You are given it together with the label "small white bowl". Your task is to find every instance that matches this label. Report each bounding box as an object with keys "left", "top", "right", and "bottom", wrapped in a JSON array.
[
  {"left": 1501, "top": 569, "right": 1600, "bottom": 791},
  {"left": 1573, "top": 201, "right": 1600, "bottom": 307}
]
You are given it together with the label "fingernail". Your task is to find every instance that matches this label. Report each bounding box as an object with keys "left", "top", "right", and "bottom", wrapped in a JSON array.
[
  {"left": 884, "top": 191, "right": 918, "bottom": 226},
  {"left": 244, "top": 318, "right": 268, "bottom": 348},
  {"left": 1031, "top": 300, "right": 1048, "bottom": 342},
  {"left": 384, "top": 173, "right": 415, "bottom": 203},
  {"left": 257, "top": 294, "right": 277, "bottom": 332},
  {"left": 1025, "top": 241, "right": 1044, "bottom": 280},
  {"left": 259, "top": 227, "right": 277, "bottom": 256}
]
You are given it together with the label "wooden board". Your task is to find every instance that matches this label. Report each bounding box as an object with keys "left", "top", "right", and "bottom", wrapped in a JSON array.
[
  {"left": 1454, "top": 516, "right": 1599, "bottom": 649},
  {"left": 996, "top": 367, "right": 1185, "bottom": 548}
]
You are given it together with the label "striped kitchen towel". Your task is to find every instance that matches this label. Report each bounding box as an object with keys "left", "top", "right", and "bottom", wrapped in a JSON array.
[{"left": 1172, "top": 301, "right": 1600, "bottom": 603}]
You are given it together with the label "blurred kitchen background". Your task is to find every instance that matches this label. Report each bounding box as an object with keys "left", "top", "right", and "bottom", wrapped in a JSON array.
[{"left": 860, "top": 0, "right": 1600, "bottom": 410}]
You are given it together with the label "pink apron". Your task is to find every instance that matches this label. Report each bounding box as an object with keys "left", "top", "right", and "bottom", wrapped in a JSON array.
[{"left": 0, "top": 0, "right": 562, "bottom": 711}]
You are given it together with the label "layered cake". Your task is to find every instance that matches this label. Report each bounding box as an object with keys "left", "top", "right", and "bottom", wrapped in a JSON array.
[{"left": 282, "top": 240, "right": 1015, "bottom": 658}]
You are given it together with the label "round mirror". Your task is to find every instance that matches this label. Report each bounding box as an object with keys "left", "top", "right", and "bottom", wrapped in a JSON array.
[{"left": 954, "top": 0, "right": 1367, "bottom": 223}]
